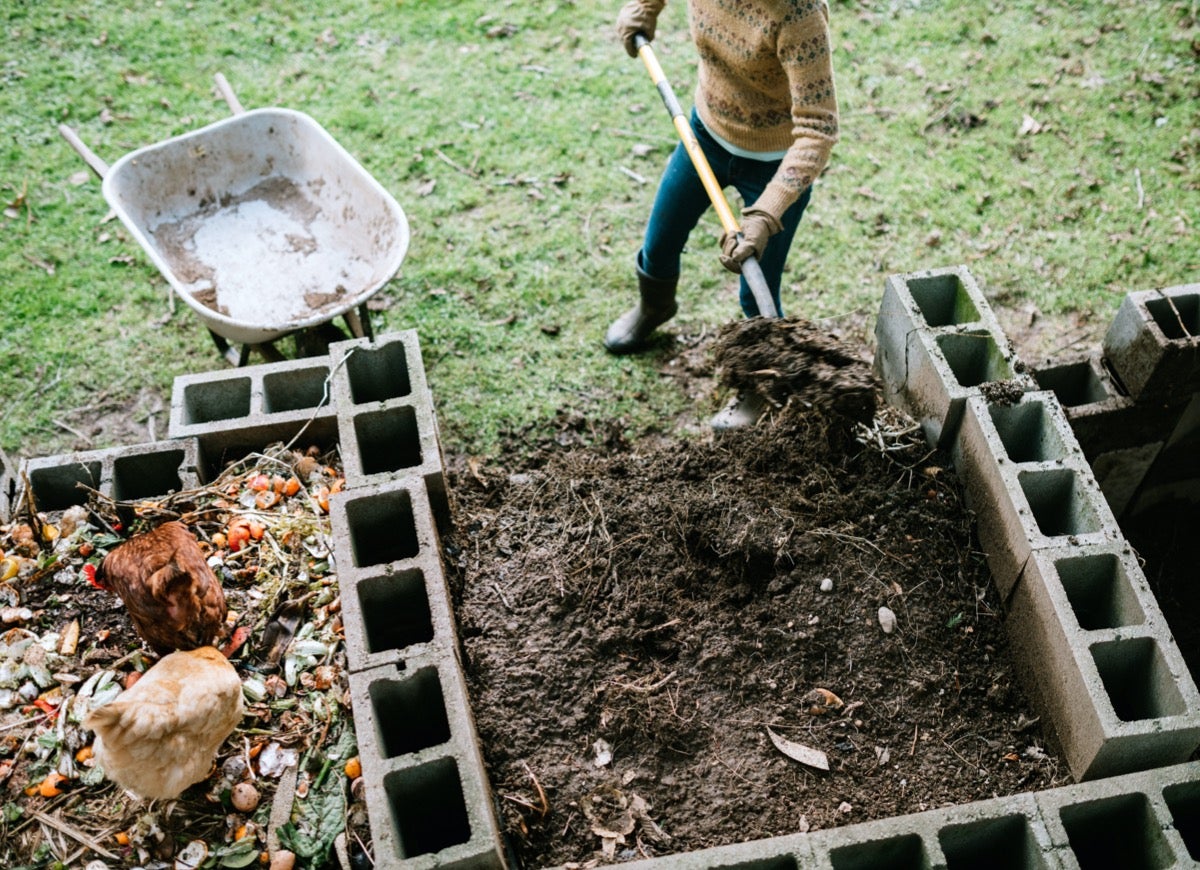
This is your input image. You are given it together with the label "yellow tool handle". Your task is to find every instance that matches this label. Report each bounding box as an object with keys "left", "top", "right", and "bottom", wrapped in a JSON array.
[
  {"left": 636, "top": 43, "right": 739, "bottom": 235},
  {"left": 633, "top": 34, "right": 778, "bottom": 318}
]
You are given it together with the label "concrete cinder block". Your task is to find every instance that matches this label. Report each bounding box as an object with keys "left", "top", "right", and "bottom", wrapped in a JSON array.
[
  {"left": 18, "top": 439, "right": 200, "bottom": 513},
  {"left": 1036, "top": 761, "right": 1200, "bottom": 869},
  {"left": 951, "top": 392, "right": 1122, "bottom": 600},
  {"left": 875, "top": 266, "right": 1034, "bottom": 447},
  {"left": 930, "top": 794, "right": 1061, "bottom": 870},
  {"left": 613, "top": 765, "right": 1200, "bottom": 869},
  {"left": 327, "top": 477, "right": 455, "bottom": 676},
  {"left": 336, "top": 547, "right": 457, "bottom": 675},
  {"left": 605, "top": 834, "right": 812, "bottom": 870},
  {"left": 348, "top": 656, "right": 506, "bottom": 870},
  {"left": 168, "top": 357, "right": 339, "bottom": 480},
  {"left": 1102, "top": 283, "right": 1200, "bottom": 402},
  {"left": 1031, "top": 351, "right": 1187, "bottom": 458},
  {"left": 328, "top": 331, "right": 449, "bottom": 534},
  {"left": 804, "top": 809, "right": 941, "bottom": 869},
  {"left": 328, "top": 330, "right": 429, "bottom": 407},
  {"left": 1007, "top": 542, "right": 1200, "bottom": 781}
]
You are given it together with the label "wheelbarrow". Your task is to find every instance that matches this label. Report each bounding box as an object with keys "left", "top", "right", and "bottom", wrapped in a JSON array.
[{"left": 60, "top": 74, "right": 409, "bottom": 366}]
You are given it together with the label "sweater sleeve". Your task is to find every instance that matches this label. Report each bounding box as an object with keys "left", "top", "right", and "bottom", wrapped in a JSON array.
[{"left": 749, "top": 4, "right": 839, "bottom": 220}]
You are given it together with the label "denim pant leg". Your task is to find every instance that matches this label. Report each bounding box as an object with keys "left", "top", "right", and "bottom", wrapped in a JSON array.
[
  {"left": 638, "top": 137, "right": 716, "bottom": 282},
  {"left": 639, "top": 110, "right": 813, "bottom": 317}
]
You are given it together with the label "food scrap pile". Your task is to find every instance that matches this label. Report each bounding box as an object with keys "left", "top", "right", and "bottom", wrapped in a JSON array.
[{"left": 0, "top": 443, "right": 369, "bottom": 870}]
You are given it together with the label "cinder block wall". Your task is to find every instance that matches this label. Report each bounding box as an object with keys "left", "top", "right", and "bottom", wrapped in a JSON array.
[
  {"left": 9, "top": 284, "right": 1200, "bottom": 867},
  {"left": 876, "top": 267, "right": 1200, "bottom": 785}
]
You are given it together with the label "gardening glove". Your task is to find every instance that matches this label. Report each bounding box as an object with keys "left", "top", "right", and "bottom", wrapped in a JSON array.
[
  {"left": 719, "top": 207, "right": 783, "bottom": 274},
  {"left": 616, "top": 1, "right": 659, "bottom": 58}
]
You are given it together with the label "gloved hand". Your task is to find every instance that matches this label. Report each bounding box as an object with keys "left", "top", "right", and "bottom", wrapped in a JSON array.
[
  {"left": 719, "top": 207, "right": 783, "bottom": 274},
  {"left": 616, "top": 1, "right": 658, "bottom": 58}
]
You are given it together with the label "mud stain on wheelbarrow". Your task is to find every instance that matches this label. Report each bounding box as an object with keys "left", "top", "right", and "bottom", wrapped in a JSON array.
[{"left": 152, "top": 176, "right": 372, "bottom": 325}]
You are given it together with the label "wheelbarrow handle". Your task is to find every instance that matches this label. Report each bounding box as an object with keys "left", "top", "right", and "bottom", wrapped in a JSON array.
[
  {"left": 57, "top": 124, "right": 110, "bottom": 180},
  {"left": 214, "top": 72, "right": 245, "bottom": 115},
  {"left": 633, "top": 33, "right": 778, "bottom": 319}
]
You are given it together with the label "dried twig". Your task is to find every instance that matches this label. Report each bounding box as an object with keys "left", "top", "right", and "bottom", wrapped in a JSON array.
[
  {"left": 609, "top": 670, "right": 677, "bottom": 694},
  {"left": 523, "top": 760, "right": 549, "bottom": 818},
  {"left": 30, "top": 809, "right": 120, "bottom": 860},
  {"left": 52, "top": 418, "right": 93, "bottom": 446},
  {"left": 618, "top": 166, "right": 647, "bottom": 185},
  {"left": 435, "top": 148, "right": 480, "bottom": 179}
]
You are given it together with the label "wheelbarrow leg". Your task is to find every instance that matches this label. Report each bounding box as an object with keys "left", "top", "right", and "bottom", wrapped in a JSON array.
[
  {"left": 209, "top": 329, "right": 250, "bottom": 367},
  {"left": 209, "top": 328, "right": 285, "bottom": 366},
  {"left": 345, "top": 304, "right": 374, "bottom": 340}
]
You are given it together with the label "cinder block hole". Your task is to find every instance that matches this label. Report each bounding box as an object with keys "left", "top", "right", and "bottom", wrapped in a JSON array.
[
  {"left": 383, "top": 757, "right": 471, "bottom": 859},
  {"left": 1091, "top": 637, "right": 1186, "bottom": 722},
  {"left": 988, "top": 400, "right": 1069, "bottom": 463},
  {"left": 1162, "top": 781, "right": 1200, "bottom": 861},
  {"left": 346, "top": 340, "right": 413, "bottom": 404},
  {"left": 344, "top": 489, "right": 421, "bottom": 567},
  {"left": 353, "top": 405, "right": 423, "bottom": 476},
  {"left": 1055, "top": 552, "right": 1145, "bottom": 630},
  {"left": 368, "top": 666, "right": 451, "bottom": 757},
  {"left": 829, "top": 833, "right": 927, "bottom": 870},
  {"left": 935, "top": 331, "right": 1013, "bottom": 389},
  {"left": 357, "top": 569, "right": 435, "bottom": 653},
  {"left": 181, "top": 377, "right": 252, "bottom": 424},
  {"left": 111, "top": 449, "right": 185, "bottom": 502},
  {"left": 27, "top": 462, "right": 102, "bottom": 511},
  {"left": 1146, "top": 294, "right": 1199, "bottom": 341},
  {"left": 194, "top": 425, "right": 339, "bottom": 484},
  {"left": 1032, "top": 360, "right": 1109, "bottom": 408},
  {"left": 1059, "top": 792, "right": 1174, "bottom": 870},
  {"left": 1017, "top": 468, "right": 1102, "bottom": 537},
  {"left": 906, "top": 273, "right": 981, "bottom": 327},
  {"left": 262, "top": 365, "right": 331, "bottom": 413},
  {"left": 937, "top": 813, "right": 1048, "bottom": 869}
]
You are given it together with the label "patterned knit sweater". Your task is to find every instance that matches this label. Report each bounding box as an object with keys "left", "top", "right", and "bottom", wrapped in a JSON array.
[{"left": 634, "top": 0, "right": 839, "bottom": 219}]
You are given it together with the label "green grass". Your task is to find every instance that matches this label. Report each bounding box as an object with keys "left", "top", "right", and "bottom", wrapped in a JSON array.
[{"left": 2, "top": 0, "right": 1196, "bottom": 462}]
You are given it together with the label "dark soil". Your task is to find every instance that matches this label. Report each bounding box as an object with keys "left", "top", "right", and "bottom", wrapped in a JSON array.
[{"left": 443, "top": 320, "right": 1070, "bottom": 868}]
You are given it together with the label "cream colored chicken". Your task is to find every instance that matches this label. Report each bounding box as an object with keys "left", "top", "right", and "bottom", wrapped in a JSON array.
[{"left": 83, "top": 646, "right": 244, "bottom": 799}]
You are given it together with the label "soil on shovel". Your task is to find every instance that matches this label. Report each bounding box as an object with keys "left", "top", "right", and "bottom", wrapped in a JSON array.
[{"left": 444, "top": 319, "right": 1071, "bottom": 869}]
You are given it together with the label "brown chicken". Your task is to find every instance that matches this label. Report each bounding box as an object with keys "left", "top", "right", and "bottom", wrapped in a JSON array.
[
  {"left": 83, "top": 646, "right": 245, "bottom": 799},
  {"left": 85, "top": 521, "right": 227, "bottom": 654}
]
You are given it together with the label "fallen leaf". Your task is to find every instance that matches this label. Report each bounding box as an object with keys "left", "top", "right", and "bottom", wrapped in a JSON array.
[
  {"left": 801, "top": 687, "right": 844, "bottom": 716},
  {"left": 766, "top": 726, "right": 830, "bottom": 772}
]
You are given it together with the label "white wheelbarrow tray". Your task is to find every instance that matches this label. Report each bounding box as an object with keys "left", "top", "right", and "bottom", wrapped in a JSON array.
[{"left": 98, "top": 107, "right": 408, "bottom": 348}]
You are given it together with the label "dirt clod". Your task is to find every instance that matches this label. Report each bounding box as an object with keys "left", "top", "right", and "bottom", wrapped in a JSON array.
[{"left": 712, "top": 317, "right": 879, "bottom": 425}]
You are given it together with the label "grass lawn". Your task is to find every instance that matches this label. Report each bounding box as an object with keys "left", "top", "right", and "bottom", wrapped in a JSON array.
[{"left": 2, "top": 0, "right": 1196, "bottom": 461}]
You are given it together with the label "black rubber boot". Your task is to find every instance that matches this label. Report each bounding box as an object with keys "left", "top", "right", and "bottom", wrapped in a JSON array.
[{"left": 603, "top": 264, "right": 679, "bottom": 355}]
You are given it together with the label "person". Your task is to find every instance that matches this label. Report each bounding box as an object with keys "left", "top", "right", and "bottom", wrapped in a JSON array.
[{"left": 606, "top": 0, "right": 839, "bottom": 428}]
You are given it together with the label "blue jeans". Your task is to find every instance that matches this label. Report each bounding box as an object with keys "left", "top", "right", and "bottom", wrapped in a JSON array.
[{"left": 639, "top": 110, "right": 812, "bottom": 317}]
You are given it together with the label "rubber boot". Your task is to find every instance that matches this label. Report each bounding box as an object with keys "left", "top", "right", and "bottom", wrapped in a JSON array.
[{"left": 603, "top": 265, "right": 678, "bottom": 355}]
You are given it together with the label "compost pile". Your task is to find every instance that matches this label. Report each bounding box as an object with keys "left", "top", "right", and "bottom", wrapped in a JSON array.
[
  {"left": 445, "top": 320, "right": 1069, "bottom": 868},
  {"left": 0, "top": 445, "right": 368, "bottom": 870}
]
